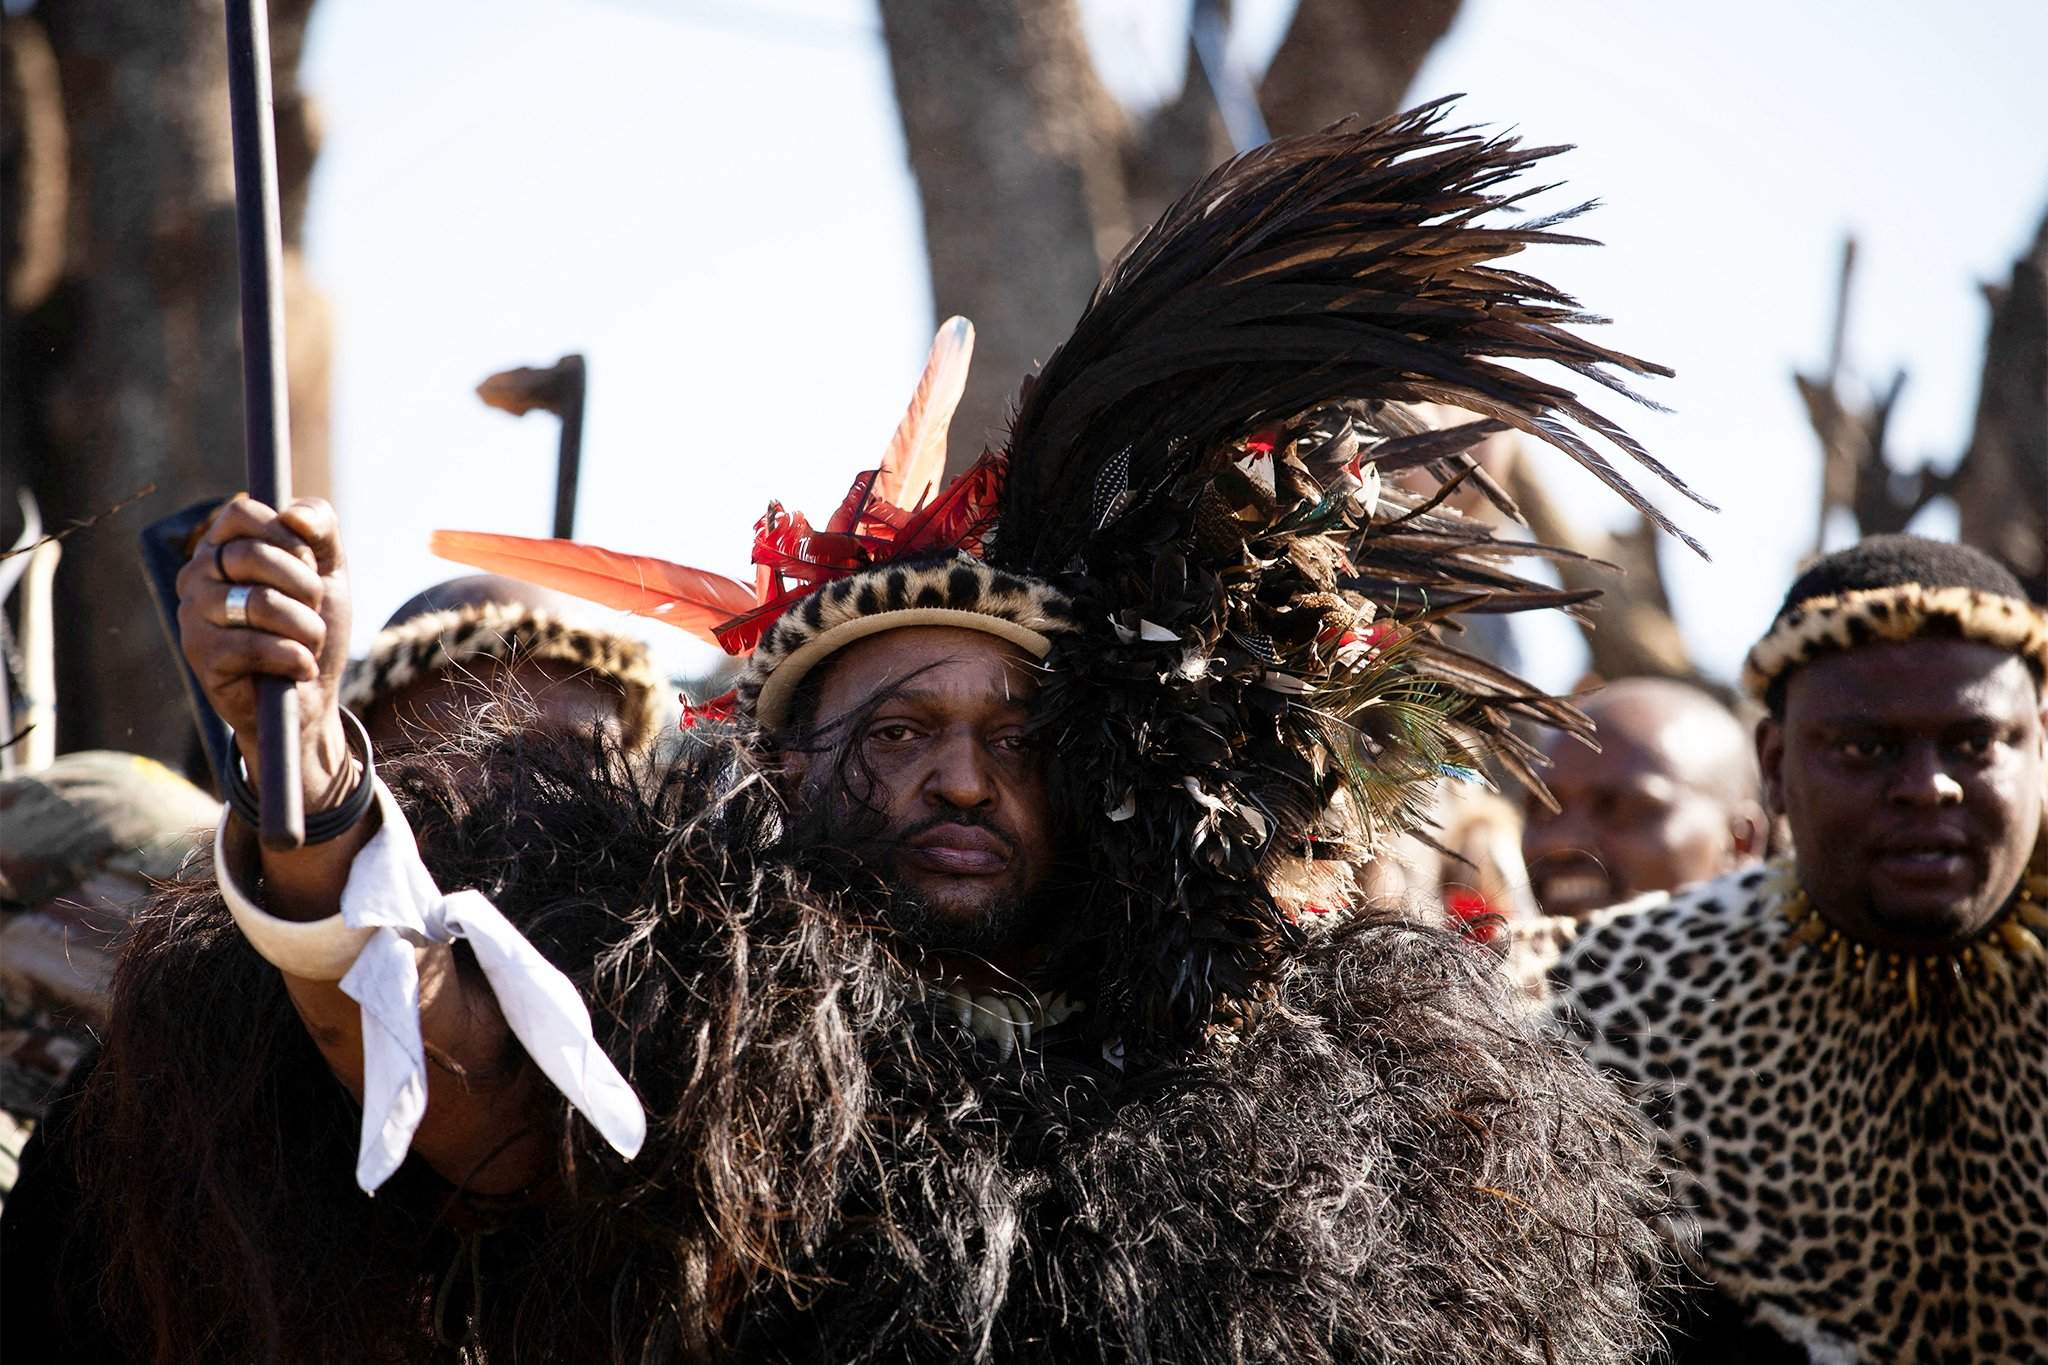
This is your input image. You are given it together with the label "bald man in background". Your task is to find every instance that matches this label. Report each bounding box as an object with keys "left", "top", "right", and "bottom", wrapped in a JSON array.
[{"left": 1524, "top": 678, "right": 1765, "bottom": 919}]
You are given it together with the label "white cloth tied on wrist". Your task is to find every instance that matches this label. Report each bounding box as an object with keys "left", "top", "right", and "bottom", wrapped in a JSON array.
[{"left": 216, "top": 780, "right": 646, "bottom": 1192}]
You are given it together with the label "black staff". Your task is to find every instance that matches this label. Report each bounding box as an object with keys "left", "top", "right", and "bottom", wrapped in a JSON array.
[{"left": 224, "top": 0, "right": 303, "bottom": 849}]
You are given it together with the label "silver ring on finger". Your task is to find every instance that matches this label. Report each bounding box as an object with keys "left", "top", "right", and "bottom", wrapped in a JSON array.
[{"left": 224, "top": 584, "right": 254, "bottom": 629}]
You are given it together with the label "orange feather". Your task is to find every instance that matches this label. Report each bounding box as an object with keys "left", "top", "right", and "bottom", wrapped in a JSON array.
[
  {"left": 430, "top": 529, "right": 758, "bottom": 651},
  {"left": 873, "top": 316, "right": 974, "bottom": 515}
]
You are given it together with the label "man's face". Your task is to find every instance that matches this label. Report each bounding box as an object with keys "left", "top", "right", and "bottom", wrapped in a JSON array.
[
  {"left": 783, "top": 627, "right": 1056, "bottom": 953},
  {"left": 1759, "top": 639, "right": 2046, "bottom": 948},
  {"left": 364, "top": 657, "right": 624, "bottom": 751},
  {"left": 1524, "top": 732, "right": 1754, "bottom": 920}
]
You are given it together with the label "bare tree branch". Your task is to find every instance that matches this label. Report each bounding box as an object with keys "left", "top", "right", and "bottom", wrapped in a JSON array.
[{"left": 1797, "top": 213, "right": 2047, "bottom": 601}]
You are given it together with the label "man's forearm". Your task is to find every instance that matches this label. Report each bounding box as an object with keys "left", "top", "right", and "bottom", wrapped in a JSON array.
[
  {"left": 280, "top": 950, "right": 549, "bottom": 1194},
  {"left": 245, "top": 716, "right": 371, "bottom": 923},
  {"left": 222, "top": 811, "right": 548, "bottom": 1193}
]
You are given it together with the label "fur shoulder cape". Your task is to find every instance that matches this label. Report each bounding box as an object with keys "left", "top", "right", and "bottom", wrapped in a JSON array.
[
  {"left": 1551, "top": 864, "right": 2048, "bottom": 1364},
  {"left": 70, "top": 727, "right": 1673, "bottom": 1365}
]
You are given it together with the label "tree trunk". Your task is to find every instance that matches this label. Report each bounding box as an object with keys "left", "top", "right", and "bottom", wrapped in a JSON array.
[
  {"left": 1954, "top": 213, "right": 2047, "bottom": 601},
  {"left": 1501, "top": 454, "right": 1696, "bottom": 686},
  {"left": 1257, "top": 0, "right": 1463, "bottom": 136},
  {"left": 1120, "top": 41, "right": 1232, "bottom": 248},
  {"left": 2, "top": 0, "right": 328, "bottom": 770},
  {"left": 876, "top": 0, "right": 1128, "bottom": 467},
  {"left": 880, "top": 0, "right": 1463, "bottom": 476}
]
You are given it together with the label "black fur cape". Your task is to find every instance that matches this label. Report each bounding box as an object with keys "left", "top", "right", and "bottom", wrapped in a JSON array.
[{"left": 55, "top": 727, "right": 1673, "bottom": 1364}]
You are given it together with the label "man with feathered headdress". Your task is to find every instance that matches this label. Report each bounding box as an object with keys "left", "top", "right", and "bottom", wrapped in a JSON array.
[
  {"left": 1552, "top": 534, "right": 2048, "bottom": 1362},
  {"left": 37, "top": 103, "right": 1706, "bottom": 1363}
]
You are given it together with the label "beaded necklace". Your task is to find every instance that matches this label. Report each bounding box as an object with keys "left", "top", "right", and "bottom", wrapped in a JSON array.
[{"left": 1774, "top": 854, "right": 2048, "bottom": 1010}]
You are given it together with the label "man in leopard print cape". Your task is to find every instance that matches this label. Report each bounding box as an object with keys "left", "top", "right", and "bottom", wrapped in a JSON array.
[{"left": 1553, "top": 534, "right": 2048, "bottom": 1364}]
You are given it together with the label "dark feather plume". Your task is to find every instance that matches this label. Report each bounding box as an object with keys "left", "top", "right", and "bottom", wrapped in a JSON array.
[
  {"left": 991, "top": 97, "right": 1709, "bottom": 572},
  {"left": 980, "top": 100, "right": 1705, "bottom": 1038}
]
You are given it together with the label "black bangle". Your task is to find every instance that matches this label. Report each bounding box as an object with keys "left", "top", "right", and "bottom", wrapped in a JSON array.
[{"left": 226, "top": 706, "right": 377, "bottom": 845}]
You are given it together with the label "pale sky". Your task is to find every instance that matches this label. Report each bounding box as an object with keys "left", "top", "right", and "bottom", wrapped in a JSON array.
[{"left": 302, "top": 0, "right": 2048, "bottom": 691}]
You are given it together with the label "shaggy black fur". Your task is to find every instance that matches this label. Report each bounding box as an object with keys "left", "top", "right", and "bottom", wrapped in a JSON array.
[{"left": 65, "top": 725, "right": 1673, "bottom": 1364}]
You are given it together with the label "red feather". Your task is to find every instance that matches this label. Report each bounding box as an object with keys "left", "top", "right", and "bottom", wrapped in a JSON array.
[
  {"left": 710, "top": 583, "right": 820, "bottom": 653},
  {"left": 680, "top": 689, "right": 738, "bottom": 727},
  {"left": 825, "top": 469, "right": 879, "bottom": 536},
  {"left": 430, "top": 529, "right": 759, "bottom": 651},
  {"left": 895, "top": 451, "right": 1006, "bottom": 555}
]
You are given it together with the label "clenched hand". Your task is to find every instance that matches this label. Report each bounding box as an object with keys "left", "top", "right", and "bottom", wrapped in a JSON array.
[{"left": 176, "top": 494, "right": 358, "bottom": 815}]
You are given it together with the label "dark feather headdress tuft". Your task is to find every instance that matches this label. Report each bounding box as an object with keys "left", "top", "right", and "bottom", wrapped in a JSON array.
[
  {"left": 995, "top": 97, "right": 1711, "bottom": 570},
  {"left": 433, "top": 99, "right": 1706, "bottom": 1047}
]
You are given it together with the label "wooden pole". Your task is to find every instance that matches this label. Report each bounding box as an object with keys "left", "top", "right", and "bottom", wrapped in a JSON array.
[{"left": 224, "top": 0, "right": 303, "bottom": 849}]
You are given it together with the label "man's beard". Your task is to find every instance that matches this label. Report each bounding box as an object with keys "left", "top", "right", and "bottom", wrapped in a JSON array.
[
  {"left": 875, "top": 880, "right": 1041, "bottom": 954},
  {"left": 784, "top": 791, "right": 1052, "bottom": 957}
]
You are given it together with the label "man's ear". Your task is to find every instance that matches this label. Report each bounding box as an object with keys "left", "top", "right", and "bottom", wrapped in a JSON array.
[
  {"left": 1728, "top": 800, "right": 1769, "bottom": 859},
  {"left": 1756, "top": 715, "right": 1786, "bottom": 820}
]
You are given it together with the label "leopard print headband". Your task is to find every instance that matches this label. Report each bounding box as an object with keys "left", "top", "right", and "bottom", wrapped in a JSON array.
[
  {"left": 341, "top": 601, "right": 664, "bottom": 750},
  {"left": 1742, "top": 583, "right": 2048, "bottom": 702},
  {"left": 740, "top": 552, "right": 1075, "bottom": 732}
]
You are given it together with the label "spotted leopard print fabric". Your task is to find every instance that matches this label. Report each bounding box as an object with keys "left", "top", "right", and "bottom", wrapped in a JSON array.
[{"left": 1552, "top": 864, "right": 2048, "bottom": 1363}]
